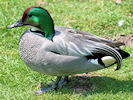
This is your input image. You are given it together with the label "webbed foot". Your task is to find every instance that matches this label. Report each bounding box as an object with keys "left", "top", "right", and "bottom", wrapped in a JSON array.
[{"left": 35, "top": 76, "right": 69, "bottom": 95}]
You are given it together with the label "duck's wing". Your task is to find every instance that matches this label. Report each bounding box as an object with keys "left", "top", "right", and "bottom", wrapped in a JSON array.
[
  {"left": 54, "top": 26, "right": 123, "bottom": 70},
  {"left": 55, "top": 26, "right": 125, "bottom": 48}
]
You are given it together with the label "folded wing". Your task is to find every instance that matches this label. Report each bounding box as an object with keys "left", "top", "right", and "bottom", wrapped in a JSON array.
[{"left": 54, "top": 26, "right": 125, "bottom": 70}]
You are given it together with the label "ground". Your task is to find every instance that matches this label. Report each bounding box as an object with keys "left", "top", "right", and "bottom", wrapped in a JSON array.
[
  {"left": 104, "top": 33, "right": 133, "bottom": 46},
  {"left": 116, "top": 34, "right": 133, "bottom": 46}
]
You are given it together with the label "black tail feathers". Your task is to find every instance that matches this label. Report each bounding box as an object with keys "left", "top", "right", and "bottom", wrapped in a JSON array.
[{"left": 117, "top": 49, "right": 130, "bottom": 59}]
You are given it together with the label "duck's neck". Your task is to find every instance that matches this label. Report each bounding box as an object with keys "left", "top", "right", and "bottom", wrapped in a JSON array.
[
  {"left": 40, "top": 15, "right": 55, "bottom": 40},
  {"left": 41, "top": 24, "right": 55, "bottom": 40},
  {"left": 30, "top": 25, "right": 55, "bottom": 40}
]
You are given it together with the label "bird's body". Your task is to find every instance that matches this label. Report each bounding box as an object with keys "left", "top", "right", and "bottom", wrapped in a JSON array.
[
  {"left": 7, "top": 6, "right": 130, "bottom": 94},
  {"left": 19, "top": 26, "right": 106, "bottom": 76}
]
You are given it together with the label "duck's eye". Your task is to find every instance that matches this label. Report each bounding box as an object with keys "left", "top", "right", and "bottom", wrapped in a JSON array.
[{"left": 28, "top": 14, "right": 32, "bottom": 17}]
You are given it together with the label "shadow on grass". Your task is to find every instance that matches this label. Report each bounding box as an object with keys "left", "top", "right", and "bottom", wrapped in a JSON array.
[{"left": 56, "top": 76, "right": 133, "bottom": 95}]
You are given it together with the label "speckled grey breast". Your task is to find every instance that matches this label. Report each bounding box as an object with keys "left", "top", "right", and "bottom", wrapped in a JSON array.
[{"left": 19, "top": 30, "right": 41, "bottom": 63}]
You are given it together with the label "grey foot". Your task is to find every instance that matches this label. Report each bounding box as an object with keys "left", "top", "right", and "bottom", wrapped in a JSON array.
[
  {"left": 35, "top": 86, "right": 53, "bottom": 95},
  {"left": 35, "top": 80, "right": 67, "bottom": 95}
]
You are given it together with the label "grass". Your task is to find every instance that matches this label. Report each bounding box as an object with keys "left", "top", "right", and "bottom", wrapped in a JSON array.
[{"left": 0, "top": 0, "right": 133, "bottom": 99}]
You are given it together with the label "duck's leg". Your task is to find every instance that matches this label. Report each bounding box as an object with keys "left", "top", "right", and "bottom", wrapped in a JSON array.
[
  {"left": 53, "top": 76, "right": 62, "bottom": 90},
  {"left": 49, "top": 76, "right": 69, "bottom": 89},
  {"left": 35, "top": 76, "right": 62, "bottom": 95},
  {"left": 35, "top": 76, "right": 70, "bottom": 95},
  {"left": 57, "top": 76, "right": 69, "bottom": 88},
  {"left": 63, "top": 76, "right": 69, "bottom": 83}
]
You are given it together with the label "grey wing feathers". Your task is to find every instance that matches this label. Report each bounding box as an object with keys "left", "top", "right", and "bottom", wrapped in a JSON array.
[
  {"left": 93, "top": 42, "right": 123, "bottom": 70},
  {"left": 68, "top": 37, "right": 123, "bottom": 70},
  {"left": 55, "top": 26, "right": 125, "bottom": 48},
  {"left": 55, "top": 26, "right": 123, "bottom": 70}
]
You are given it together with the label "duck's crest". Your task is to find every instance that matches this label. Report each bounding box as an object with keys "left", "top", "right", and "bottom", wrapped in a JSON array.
[{"left": 22, "top": 6, "right": 49, "bottom": 21}]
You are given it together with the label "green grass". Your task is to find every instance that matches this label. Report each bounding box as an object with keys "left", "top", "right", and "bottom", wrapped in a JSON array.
[{"left": 0, "top": 0, "right": 133, "bottom": 99}]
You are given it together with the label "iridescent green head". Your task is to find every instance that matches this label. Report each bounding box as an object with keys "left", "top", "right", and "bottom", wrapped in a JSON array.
[{"left": 7, "top": 6, "right": 55, "bottom": 40}]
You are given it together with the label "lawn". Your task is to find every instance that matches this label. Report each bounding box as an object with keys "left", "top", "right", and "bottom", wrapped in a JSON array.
[{"left": 0, "top": 0, "right": 133, "bottom": 99}]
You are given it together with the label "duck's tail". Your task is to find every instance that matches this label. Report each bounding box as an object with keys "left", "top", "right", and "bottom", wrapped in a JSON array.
[
  {"left": 117, "top": 49, "right": 130, "bottom": 59},
  {"left": 101, "top": 49, "right": 130, "bottom": 69}
]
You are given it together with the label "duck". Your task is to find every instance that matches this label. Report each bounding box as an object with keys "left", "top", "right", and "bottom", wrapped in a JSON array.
[{"left": 7, "top": 6, "right": 130, "bottom": 95}]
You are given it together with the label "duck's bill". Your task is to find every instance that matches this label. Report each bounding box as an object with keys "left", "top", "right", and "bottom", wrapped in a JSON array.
[{"left": 7, "top": 19, "right": 24, "bottom": 29}]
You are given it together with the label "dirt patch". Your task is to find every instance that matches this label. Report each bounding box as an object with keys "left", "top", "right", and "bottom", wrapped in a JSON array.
[
  {"left": 104, "top": 33, "right": 133, "bottom": 46},
  {"left": 115, "top": 34, "right": 133, "bottom": 46},
  {"left": 64, "top": 73, "right": 102, "bottom": 93},
  {"left": 65, "top": 76, "right": 93, "bottom": 93}
]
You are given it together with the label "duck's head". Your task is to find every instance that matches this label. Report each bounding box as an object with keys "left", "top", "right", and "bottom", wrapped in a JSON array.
[{"left": 7, "top": 6, "right": 55, "bottom": 40}]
